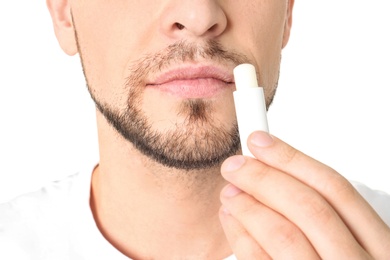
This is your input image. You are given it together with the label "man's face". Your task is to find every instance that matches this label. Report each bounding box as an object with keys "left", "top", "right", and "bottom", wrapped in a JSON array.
[{"left": 60, "top": 0, "right": 293, "bottom": 170}]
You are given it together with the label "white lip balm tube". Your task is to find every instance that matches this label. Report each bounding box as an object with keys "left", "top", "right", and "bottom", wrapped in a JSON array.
[{"left": 233, "top": 63, "right": 269, "bottom": 157}]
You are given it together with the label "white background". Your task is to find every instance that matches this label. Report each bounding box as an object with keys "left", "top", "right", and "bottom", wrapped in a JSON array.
[{"left": 0, "top": 1, "right": 389, "bottom": 203}]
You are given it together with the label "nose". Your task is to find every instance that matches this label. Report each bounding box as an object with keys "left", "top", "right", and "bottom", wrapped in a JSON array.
[{"left": 160, "top": 0, "right": 227, "bottom": 40}]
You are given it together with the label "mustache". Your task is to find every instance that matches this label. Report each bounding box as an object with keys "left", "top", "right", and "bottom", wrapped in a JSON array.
[{"left": 125, "top": 40, "right": 250, "bottom": 88}]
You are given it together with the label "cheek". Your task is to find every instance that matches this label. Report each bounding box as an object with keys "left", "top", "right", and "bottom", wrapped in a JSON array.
[
  {"left": 71, "top": 1, "right": 158, "bottom": 108},
  {"left": 226, "top": 2, "right": 286, "bottom": 88}
]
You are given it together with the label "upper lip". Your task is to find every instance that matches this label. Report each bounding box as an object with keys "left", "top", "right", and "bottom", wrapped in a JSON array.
[{"left": 146, "top": 65, "right": 235, "bottom": 86}]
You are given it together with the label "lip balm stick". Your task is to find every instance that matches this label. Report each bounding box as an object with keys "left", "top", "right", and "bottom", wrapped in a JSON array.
[{"left": 233, "top": 63, "right": 269, "bottom": 157}]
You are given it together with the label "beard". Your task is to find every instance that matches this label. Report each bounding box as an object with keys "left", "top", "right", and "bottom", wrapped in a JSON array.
[
  {"left": 76, "top": 37, "right": 262, "bottom": 170},
  {"left": 95, "top": 98, "right": 241, "bottom": 170}
]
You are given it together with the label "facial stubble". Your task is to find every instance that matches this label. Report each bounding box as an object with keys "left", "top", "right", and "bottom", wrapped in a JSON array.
[{"left": 74, "top": 33, "right": 255, "bottom": 170}]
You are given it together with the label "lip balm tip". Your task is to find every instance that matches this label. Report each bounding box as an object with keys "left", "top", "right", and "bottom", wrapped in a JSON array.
[{"left": 233, "top": 64, "right": 258, "bottom": 90}]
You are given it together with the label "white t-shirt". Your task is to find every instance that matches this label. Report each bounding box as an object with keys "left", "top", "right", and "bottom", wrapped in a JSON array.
[{"left": 0, "top": 162, "right": 389, "bottom": 260}]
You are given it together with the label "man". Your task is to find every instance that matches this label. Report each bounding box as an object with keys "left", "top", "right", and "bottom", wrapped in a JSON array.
[{"left": 1, "top": 0, "right": 389, "bottom": 259}]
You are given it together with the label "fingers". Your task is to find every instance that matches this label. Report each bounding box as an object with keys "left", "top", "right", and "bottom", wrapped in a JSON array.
[
  {"left": 220, "top": 184, "right": 320, "bottom": 259},
  {"left": 246, "top": 131, "right": 390, "bottom": 258},
  {"left": 221, "top": 156, "right": 370, "bottom": 259},
  {"left": 219, "top": 205, "right": 272, "bottom": 260}
]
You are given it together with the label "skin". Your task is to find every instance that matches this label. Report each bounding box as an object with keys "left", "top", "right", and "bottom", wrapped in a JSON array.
[{"left": 47, "top": 0, "right": 390, "bottom": 259}]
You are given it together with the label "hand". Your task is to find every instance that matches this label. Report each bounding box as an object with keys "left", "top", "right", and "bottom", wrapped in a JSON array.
[{"left": 219, "top": 131, "right": 390, "bottom": 259}]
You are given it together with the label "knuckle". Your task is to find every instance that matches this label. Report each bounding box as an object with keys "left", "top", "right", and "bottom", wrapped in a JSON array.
[
  {"left": 296, "top": 191, "right": 334, "bottom": 224},
  {"left": 323, "top": 172, "right": 359, "bottom": 202},
  {"left": 279, "top": 143, "right": 299, "bottom": 165},
  {"left": 251, "top": 162, "right": 271, "bottom": 183},
  {"left": 273, "top": 223, "right": 301, "bottom": 249}
]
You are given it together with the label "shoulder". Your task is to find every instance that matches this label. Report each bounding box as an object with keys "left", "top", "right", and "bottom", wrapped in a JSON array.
[
  {"left": 0, "top": 171, "right": 84, "bottom": 221},
  {"left": 0, "top": 168, "right": 93, "bottom": 259}
]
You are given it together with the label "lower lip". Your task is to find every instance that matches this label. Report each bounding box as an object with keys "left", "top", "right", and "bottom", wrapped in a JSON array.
[{"left": 147, "top": 78, "right": 232, "bottom": 98}]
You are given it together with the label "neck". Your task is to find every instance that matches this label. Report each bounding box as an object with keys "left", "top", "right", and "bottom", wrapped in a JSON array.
[{"left": 90, "top": 116, "right": 232, "bottom": 259}]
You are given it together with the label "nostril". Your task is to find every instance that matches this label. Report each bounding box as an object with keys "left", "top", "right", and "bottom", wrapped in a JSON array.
[
  {"left": 208, "top": 24, "right": 218, "bottom": 33},
  {"left": 175, "top": 22, "right": 185, "bottom": 30}
]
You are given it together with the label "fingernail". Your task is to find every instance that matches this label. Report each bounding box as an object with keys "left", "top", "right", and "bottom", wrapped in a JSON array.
[
  {"left": 223, "top": 184, "right": 242, "bottom": 198},
  {"left": 221, "top": 155, "right": 246, "bottom": 172},
  {"left": 250, "top": 131, "right": 273, "bottom": 147}
]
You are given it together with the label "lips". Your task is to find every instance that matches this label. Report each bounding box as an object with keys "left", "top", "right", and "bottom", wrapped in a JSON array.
[{"left": 146, "top": 66, "right": 235, "bottom": 98}]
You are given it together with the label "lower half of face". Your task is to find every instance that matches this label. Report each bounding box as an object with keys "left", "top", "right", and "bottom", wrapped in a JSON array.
[
  {"left": 87, "top": 41, "right": 254, "bottom": 170},
  {"left": 80, "top": 39, "right": 282, "bottom": 171}
]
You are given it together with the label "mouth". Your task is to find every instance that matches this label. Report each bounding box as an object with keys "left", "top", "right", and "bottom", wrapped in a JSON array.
[{"left": 146, "top": 65, "right": 235, "bottom": 99}]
